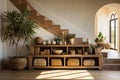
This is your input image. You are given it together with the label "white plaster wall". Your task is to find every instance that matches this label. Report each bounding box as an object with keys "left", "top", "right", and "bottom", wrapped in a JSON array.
[
  {"left": 28, "top": 0, "right": 120, "bottom": 42},
  {"left": 0, "top": 0, "right": 7, "bottom": 69},
  {"left": 96, "top": 7, "right": 109, "bottom": 42}
]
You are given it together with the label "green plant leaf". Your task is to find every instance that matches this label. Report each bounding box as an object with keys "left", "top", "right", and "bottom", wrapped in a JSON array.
[{"left": 1, "top": 8, "right": 39, "bottom": 57}]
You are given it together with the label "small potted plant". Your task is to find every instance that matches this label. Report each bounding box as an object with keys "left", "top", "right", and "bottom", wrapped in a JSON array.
[
  {"left": 1, "top": 8, "right": 38, "bottom": 70},
  {"left": 95, "top": 32, "right": 105, "bottom": 45},
  {"left": 54, "top": 37, "right": 62, "bottom": 45},
  {"left": 66, "top": 34, "right": 76, "bottom": 45}
]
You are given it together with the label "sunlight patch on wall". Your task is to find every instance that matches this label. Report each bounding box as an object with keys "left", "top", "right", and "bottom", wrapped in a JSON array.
[{"left": 35, "top": 70, "right": 94, "bottom": 79}]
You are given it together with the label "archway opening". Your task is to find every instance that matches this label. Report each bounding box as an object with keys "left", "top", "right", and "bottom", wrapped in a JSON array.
[{"left": 95, "top": 3, "right": 120, "bottom": 51}]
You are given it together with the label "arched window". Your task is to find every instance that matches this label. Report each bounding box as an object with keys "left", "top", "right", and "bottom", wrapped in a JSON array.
[{"left": 109, "top": 13, "right": 118, "bottom": 49}]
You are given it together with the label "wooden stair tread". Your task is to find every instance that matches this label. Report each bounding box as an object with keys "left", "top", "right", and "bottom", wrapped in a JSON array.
[
  {"left": 10, "top": 0, "right": 27, "bottom": 10},
  {"left": 29, "top": 11, "right": 41, "bottom": 16},
  {"left": 103, "top": 64, "right": 120, "bottom": 65},
  {"left": 42, "top": 20, "right": 53, "bottom": 25},
  {"left": 103, "top": 58, "right": 120, "bottom": 64}
]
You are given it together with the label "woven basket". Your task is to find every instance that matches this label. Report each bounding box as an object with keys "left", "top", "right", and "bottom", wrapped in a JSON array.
[
  {"left": 83, "top": 59, "right": 95, "bottom": 66},
  {"left": 51, "top": 59, "right": 62, "bottom": 66},
  {"left": 8, "top": 57, "right": 27, "bottom": 70},
  {"left": 67, "top": 58, "right": 79, "bottom": 66},
  {"left": 34, "top": 58, "right": 46, "bottom": 66}
]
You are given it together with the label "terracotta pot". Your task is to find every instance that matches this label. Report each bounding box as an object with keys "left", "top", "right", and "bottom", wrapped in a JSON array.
[{"left": 8, "top": 57, "right": 27, "bottom": 70}]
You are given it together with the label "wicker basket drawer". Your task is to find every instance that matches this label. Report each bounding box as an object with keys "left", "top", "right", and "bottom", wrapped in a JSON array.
[
  {"left": 67, "top": 58, "right": 80, "bottom": 66},
  {"left": 83, "top": 59, "right": 95, "bottom": 66},
  {"left": 34, "top": 58, "right": 46, "bottom": 66},
  {"left": 51, "top": 59, "right": 62, "bottom": 66}
]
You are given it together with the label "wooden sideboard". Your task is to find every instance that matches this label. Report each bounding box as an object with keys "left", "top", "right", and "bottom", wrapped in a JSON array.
[{"left": 28, "top": 45, "right": 103, "bottom": 70}]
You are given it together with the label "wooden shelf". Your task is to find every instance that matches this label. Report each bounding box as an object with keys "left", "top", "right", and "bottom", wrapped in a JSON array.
[{"left": 28, "top": 44, "right": 103, "bottom": 70}]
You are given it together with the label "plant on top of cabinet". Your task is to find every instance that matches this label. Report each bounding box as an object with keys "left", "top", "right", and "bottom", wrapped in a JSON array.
[
  {"left": 95, "top": 32, "right": 106, "bottom": 44},
  {"left": 54, "top": 37, "right": 62, "bottom": 45}
]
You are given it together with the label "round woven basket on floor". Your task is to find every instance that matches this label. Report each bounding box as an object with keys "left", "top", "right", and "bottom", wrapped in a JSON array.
[{"left": 8, "top": 57, "right": 27, "bottom": 70}]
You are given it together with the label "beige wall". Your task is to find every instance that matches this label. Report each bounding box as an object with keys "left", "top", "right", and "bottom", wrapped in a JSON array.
[
  {"left": 28, "top": 0, "right": 120, "bottom": 42},
  {"left": 0, "top": 0, "right": 7, "bottom": 69}
]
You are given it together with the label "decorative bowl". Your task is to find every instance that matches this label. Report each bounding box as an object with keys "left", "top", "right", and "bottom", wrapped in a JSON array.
[{"left": 53, "top": 49, "right": 63, "bottom": 55}]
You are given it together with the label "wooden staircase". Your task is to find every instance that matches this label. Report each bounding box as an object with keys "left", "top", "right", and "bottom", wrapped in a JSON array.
[
  {"left": 9, "top": 0, "right": 85, "bottom": 45},
  {"left": 10, "top": 0, "right": 67, "bottom": 37}
]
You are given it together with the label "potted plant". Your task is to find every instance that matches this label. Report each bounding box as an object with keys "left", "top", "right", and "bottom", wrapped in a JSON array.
[
  {"left": 1, "top": 8, "right": 38, "bottom": 70},
  {"left": 95, "top": 32, "right": 105, "bottom": 45},
  {"left": 54, "top": 37, "right": 62, "bottom": 45},
  {"left": 66, "top": 34, "right": 76, "bottom": 45}
]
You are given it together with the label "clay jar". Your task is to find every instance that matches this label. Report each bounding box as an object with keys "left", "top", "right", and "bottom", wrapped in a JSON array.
[{"left": 35, "top": 37, "right": 42, "bottom": 45}]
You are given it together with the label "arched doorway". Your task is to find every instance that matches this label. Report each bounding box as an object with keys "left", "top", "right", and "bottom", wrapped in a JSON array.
[{"left": 95, "top": 3, "right": 120, "bottom": 51}]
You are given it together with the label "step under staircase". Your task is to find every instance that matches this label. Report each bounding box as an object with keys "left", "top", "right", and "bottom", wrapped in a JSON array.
[
  {"left": 102, "top": 50, "right": 120, "bottom": 70},
  {"left": 103, "top": 58, "right": 120, "bottom": 70}
]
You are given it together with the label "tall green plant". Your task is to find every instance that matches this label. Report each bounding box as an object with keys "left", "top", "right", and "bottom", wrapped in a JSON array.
[{"left": 1, "top": 8, "right": 38, "bottom": 57}]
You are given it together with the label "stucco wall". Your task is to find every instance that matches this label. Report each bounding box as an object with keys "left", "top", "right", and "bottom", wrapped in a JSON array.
[
  {"left": 0, "top": 0, "right": 7, "bottom": 69},
  {"left": 28, "top": 0, "right": 120, "bottom": 42}
]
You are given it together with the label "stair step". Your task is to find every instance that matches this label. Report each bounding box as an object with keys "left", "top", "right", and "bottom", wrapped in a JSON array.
[
  {"left": 52, "top": 25, "right": 60, "bottom": 29},
  {"left": 10, "top": 0, "right": 27, "bottom": 10},
  {"left": 42, "top": 20, "right": 53, "bottom": 26},
  {"left": 103, "top": 58, "right": 120, "bottom": 64},
  {"left": 103, "top": 64, "right": 120, "bottom": 70},
  {"left": 104, "top": 64, "right": 120, "bottom": 65},
  {"left": 51, "top": 25, "right": 61, "bottom": 35},
  {"left": 103, "top": 58, "right": 120, "bottom": 70},
  {"left": 29, "top": 16, "right": 45, "bottom": 23},
  {"left": 30, "top": 10, "right": 42, "bottom": 16}
]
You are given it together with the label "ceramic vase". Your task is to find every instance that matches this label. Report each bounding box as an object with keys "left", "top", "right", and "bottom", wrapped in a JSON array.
[{"left": 69, "top": 38, "right": 75, "bottom": 45}]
